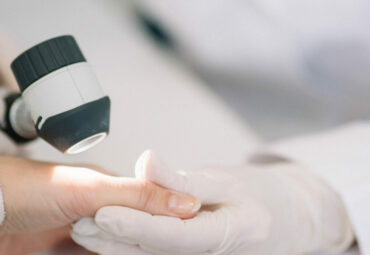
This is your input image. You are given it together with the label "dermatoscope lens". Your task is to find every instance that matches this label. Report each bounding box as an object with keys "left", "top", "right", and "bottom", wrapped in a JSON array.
[{"left": 66, "top": 132, "right": 107, "bottom": 154}]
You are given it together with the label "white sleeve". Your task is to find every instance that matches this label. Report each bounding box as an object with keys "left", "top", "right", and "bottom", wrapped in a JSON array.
[
  {"left": 249, "top": 122, "right": 370, "bottom": 255},
  {"left": 0, "top": 88, "right": 19, "bottom": 226}
]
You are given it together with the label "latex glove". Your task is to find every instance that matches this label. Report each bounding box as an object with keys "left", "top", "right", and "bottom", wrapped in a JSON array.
[
  {"left": 72, "top": 151, "right": 354, "bottom": 255},
  {"left": 0, "top": 156, "right": 200, "bottom": 254}
]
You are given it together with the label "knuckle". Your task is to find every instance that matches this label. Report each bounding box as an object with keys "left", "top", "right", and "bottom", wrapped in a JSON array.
[
  {"left": 63, "top": 183, "right": 97, "bottom": 219},
  {"left": 138, "top": 181, "right": 158, "bottom": 211}
]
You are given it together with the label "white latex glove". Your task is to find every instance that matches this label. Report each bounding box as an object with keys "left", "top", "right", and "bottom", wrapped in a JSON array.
[{"left": 72, "top": 151, "right": 354, "bottom": 255}]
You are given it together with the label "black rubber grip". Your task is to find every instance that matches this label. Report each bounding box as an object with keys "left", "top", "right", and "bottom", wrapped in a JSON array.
[
  {"left": 0, "top": 93, "right": 36, "bottom": 144},
  {"left": 11, "top": 35, "right": 86, "bottom": 92}
]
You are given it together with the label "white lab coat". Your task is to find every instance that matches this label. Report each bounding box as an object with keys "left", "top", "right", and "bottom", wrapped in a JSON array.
[
  {"left": 129, "top": 2, "right": 370, "bottom": 252},
  {"left": 134, "top": 0, "right": 370, "bottom": 139},
  {"left": 250, "top": 123, "right": 370, "bottom": 255},
  {"left": 0, "top": 0, "right": 367, "bottom": 254}
]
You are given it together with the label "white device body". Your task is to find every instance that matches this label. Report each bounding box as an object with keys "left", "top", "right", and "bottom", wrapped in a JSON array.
[
  {"left": 22, "top": 62, "right": 105, "bottom": 129},
  {"left": 7, "top": 35, "right": 111, "bottom": 154}
]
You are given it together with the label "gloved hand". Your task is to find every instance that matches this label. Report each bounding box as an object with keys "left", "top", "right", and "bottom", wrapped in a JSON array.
[
  {"left": 72, "top": 150, "right": 354, "bottom": 255},
  {"left": 0, "top": 155, "right": 200, "bottom": 254}
]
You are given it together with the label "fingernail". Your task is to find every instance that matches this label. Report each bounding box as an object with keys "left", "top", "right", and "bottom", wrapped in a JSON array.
[{"left": 168, "top": 192, "right": 201, "bottom": 215}]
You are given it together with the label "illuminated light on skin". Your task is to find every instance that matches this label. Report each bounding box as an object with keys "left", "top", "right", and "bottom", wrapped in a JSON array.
[{"left": 50, "top": 165, "right": 106, "bottom": 186}]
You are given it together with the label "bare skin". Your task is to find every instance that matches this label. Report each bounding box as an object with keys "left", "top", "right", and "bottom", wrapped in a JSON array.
[{"left": 0, "top": 28, "right": 200, "bottom": 254}]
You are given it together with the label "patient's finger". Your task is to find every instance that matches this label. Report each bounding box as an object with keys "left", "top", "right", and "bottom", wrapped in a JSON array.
[
  {"left": 94, "top": 206, "right": 228, "bottom": 254},
  {"left": 92, "top": 176, "right": 201, "bottom": 219},
  {"left": 78, "top": 164, "right": 112, "bottom": 175},
  {"left": 51, "top": 165, "right": 201, "bottom": 220}
]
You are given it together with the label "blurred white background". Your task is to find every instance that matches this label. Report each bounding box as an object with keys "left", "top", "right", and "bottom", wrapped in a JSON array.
[
  {"left": 132, "top": 0, "right": 370, "bottom": 140},
  {"left": 0, "top": 0, "right": 258, "bottom": 176}
]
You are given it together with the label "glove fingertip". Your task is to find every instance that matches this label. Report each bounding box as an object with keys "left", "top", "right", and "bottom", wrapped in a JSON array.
[
  {"left": 73, "top": 217, "right": 100, "bottom": 236},
  {"left": 95, "top": 206, "right": 120, "bottom": 225},
  {"left": 135, "top": 149, "right": 153, "bottom": 179},
  {"left": 140, "top": 150, "right": 172, "bottom": 183}
]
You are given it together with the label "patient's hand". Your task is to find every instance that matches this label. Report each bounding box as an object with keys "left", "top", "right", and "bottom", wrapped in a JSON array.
[{"left": 0, "top": 155, "right": 200, "bottom": 253}]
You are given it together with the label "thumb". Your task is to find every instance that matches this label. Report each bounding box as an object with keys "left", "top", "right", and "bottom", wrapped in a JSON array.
[{"left": 135, "top": 150, "right": 227, "bottom": 204}]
